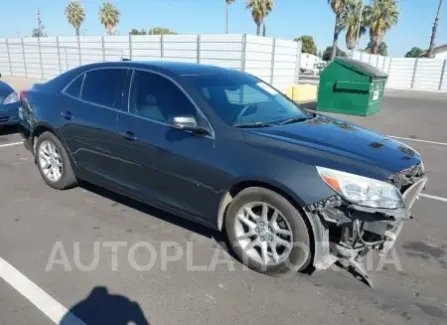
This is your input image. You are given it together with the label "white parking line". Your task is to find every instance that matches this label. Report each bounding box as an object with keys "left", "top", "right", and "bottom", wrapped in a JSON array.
[
  {"left": 0, "top": 141, "right": 23, "bottom": 148},
  {"left": 388, "top": 136, "right": 447, "bottom": 146},
  {"left": 0, "top": 256, "right": 86, "bottom": 325},
  {"left": 420, "top": 193, "right": 447, "bottom": 203}
]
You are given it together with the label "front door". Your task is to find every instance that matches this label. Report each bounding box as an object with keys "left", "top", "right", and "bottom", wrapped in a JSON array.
[{"left": 115, "top": 70, "right": 223, "bottom": 223}]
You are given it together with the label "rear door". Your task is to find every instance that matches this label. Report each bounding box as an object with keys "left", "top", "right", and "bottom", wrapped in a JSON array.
[{"left": 59, "top": 68, "right": 129, "bottom": 184}]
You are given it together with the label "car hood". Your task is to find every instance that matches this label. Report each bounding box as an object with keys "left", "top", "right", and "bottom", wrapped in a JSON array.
[{"left": 244, "top": 114, "right": 421, "bottom": 176}]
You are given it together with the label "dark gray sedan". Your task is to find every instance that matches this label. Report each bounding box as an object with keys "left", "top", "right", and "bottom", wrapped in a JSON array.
[
  {"left": 19, "top": 62, "right": 426, "bottom": 286},
  {"left": 0, "top": 80, "right": 20, "bottom": 126}
]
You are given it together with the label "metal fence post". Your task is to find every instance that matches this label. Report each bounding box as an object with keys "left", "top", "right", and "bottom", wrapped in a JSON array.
[
  {"left": 411, "top": 58, "right": 419, "bottom": 89},
  {"left": 38, "top": 37, "right": 44, "bottom": 79},
  {"left": 439, "top": 59, "right": 447, "bottom": 91},
  {"left": 21, "top": 38, "right": 28, "bottom": 78},
  {"left": 382, "top": 56, "right": 386, "bottom": 72},
  {"left": 376, "top": 55, "right": 380, "bottom": 68},
  {"left": 197, "top": 34, "right": 201, "bottom": 64},
  {"left": 64, "top": 49, "right": 68, "bottom": 71},
  {"left": 101, "top": 36, "right": 105, "bottom": 62},
  {"left": 387, "top": 57, "right": 393, "bottom": 75},
  {"left": 128, "top": 34, "right": 133, "bottom": 60},
  {"left": 360, "top": 51, "right": 364, "bottom": 61},
  {"left": 56, "top": 37, "right": 62, "bottom": 73},
  {"left": 241, "top": 34, "right": 247, "bottom": 72},
  {"left": 160, "top": 34, "right": 164, "bottom": 61},
  {"left": 294, "top": 40, "right": 302, "bottom": 84},
  {"left": 270, "top": 38, "right": 276, "bottom": 84},
  {"left": 77, "top": 36, "right": 82, "bottom": 65},
  {"left": 239, "top": 34, "right": 248, "bottom": 103},
  {"left": 5, "top": 38, "right": 12, "bottom": 77}
]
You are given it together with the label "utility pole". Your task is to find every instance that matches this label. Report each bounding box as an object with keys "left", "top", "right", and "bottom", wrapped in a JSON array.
[
  {"left": 37, "top": 8, "right": 42, "bottom": 36},
  {"left": 428, "top": 0, "right": 444, "bottom": 58},
  {"left": 352, "top": 0, "right": 364, "bottom": 56}
]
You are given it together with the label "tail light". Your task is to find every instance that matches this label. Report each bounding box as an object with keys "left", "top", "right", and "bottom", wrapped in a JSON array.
[
  {"left": 19, "top": 90, "right": 32, "bottom": 117},
  {"left": 19, "top": 91, "right": 27, "bottom": 102}
]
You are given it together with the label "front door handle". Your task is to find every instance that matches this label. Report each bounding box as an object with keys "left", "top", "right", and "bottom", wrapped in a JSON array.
[
  {"left": 119, "top": 131, "right": 137, "bottom": 141},
  {"left": 61, "top": 111, "right": 72, "bottom": 120}
]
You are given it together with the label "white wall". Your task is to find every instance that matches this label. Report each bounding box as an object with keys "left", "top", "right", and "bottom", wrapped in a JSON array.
[
  {"left": 0, "top": 34, "right": 301, "bottom": 93},
  {"left": 435, "top": 51, "right": 447, "bottom": 59},
  {"left": 353, "top": 51, "right": 447, "bottom": 92}
]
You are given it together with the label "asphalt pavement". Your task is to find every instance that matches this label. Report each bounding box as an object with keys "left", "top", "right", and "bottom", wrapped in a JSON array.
[{"left": 0, "top": 88, "right": 447, "bottom": 325}]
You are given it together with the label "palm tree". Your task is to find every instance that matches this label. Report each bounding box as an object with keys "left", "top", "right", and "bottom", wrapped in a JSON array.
[
  {"left": 65, "top": 1, "right": 85, "bottom": 37},
  {"left": 428, "top": 0, "right": 444, "bottom": 58},
  {"left": 99, "top": 2, "right": 120, "bottom": 36},
  {"left": 226, "top": 0, "right": 235, "bottom": 34},
  {"left": 363, "top": 0, "right": 399, "bottom": 54},
  {"left": 339, "top": 0, "right": 367, "bottom": 50},
  {"left": 328, "top": 0, "right": 348, "bottom": 61},
  {"left": 246, "top": 0, "right": 274, "bottom": 36}
]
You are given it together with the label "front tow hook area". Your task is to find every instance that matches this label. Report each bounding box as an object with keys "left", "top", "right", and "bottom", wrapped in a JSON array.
[{"left": 332, "top": 244, "right": 374, "bottom": 287}]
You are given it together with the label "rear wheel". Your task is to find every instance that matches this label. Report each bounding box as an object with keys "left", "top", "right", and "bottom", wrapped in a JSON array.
[
  {"left": 225, "top": 187, "right": 311, "bottom": 275},
  {"left": 35, "top": 131, "right": 77, "bottom": 190}
]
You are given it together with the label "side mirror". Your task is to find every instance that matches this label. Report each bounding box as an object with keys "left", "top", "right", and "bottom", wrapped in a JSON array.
[{"left": 171, "top": 116, "right": 210, "bottom": 135}]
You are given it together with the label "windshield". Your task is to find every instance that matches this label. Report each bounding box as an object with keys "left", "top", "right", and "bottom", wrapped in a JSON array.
[{"left": 184, "top": 72, "right": 309, "bottom": 126}]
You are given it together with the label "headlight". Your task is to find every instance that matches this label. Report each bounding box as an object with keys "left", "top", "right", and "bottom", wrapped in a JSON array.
[
  {"left": 2, "top": 92, "right": 19, "bottom": 105},
  {"left": 316, "top": 166, "right": 404, "bottom": 209}
]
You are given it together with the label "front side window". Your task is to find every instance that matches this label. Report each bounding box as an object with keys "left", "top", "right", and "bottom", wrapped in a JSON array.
[
  {"left": 81, "top": 69, "right": 127, "bottom": 108},
  {"left": 129, "top": 70, "right": 197, "bottom": 123},
  {"left": 185, "top": 73, "right": 309, "bottom": 126}
]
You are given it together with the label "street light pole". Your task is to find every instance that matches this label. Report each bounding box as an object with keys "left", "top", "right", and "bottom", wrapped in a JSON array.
[{"left": 352, "top": 0, "right": 364, "bottom": 56}]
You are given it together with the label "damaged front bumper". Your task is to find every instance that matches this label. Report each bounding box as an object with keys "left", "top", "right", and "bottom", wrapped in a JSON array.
[{"left": 305, "top": 168, "right": 427, "bottom": 287}]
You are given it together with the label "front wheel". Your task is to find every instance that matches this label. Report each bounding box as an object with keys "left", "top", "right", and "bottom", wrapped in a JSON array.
[
  {"left": 35, "top": 131, "right": 77, "bottom": 190},
  {"left": 225, "top": 187, "right": 311, "bottom": 275}
]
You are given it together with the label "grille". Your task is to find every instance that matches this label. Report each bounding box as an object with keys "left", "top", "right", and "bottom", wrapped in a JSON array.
[{"left": 0, "top": 116, "right": 11, "bottom": 123}]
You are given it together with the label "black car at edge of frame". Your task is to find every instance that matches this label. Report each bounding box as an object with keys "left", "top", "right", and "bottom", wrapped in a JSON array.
[
  {"left": 18, "top": 61, "right": 427, "bottom": 286},
  {"left": 0, "top": 78, "right": 20, "bottom": 127}
]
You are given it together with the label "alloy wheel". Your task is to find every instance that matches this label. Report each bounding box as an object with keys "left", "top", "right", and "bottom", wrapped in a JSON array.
[
  {"left": 38, "top": 140, "right": 63, "bottom": 182},
  {"left": 234, "top": 202, "right": 294, "bottom": 266}
]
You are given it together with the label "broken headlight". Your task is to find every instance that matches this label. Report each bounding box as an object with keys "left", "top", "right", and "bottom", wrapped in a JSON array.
[
  {"left": 316, "top": 166, "right": 404, "bottom": 209},
  {"left": 2, "top": 92, "right": 19, "bottom": 105}
]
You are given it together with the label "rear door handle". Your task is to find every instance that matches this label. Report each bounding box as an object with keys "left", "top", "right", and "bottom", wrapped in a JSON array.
[
  {"left": 119, "top": 131, "right": 137, "bottom": 141},
  {"left": 61, "top": 111, "right": 72, "bottom": 120}
]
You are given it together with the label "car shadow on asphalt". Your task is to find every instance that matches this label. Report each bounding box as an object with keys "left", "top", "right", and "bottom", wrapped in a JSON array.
[
  {"left": 59, "top": 286, "right": 150, "bottom": 325},
  {"left": 80, "top": 181, "right": 241, "bottom": 268},
  {"left": 80, "top": 181, "right": 229, "bottom": 245},
  {"left": 0, "top": 125, "right": 18, "bottom": 137}
]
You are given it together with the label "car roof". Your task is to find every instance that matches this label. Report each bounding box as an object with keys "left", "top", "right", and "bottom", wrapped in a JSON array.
[{"left": 82, "top": 61, "right": 243, "bottom": 77}]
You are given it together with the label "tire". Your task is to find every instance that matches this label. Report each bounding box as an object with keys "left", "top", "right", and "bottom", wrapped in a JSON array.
[
  {"left": 35, "top": 131, "right": 77, "bottom": 190},
  {"left": 225, "top": 187, "right": 311, "bottom": 275}
]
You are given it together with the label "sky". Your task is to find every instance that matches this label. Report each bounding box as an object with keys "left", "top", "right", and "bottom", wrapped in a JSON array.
[{"left": 0, "top": 0, "right": 445, "bottom": 57}]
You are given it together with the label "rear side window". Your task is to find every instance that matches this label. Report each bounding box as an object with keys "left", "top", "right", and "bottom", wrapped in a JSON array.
[
  {"left": 81, "top": 69, "right": 127, "bottom": 108},
  {"left": 65, "top": 74, "right": 84, "bottom": 98}
]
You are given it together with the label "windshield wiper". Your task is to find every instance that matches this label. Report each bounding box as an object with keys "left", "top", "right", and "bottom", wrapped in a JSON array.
[
  {"left": 233, "top": 121, "right": 275, "bottom": 128},
  {"left": 277, "top": 116, "right": 312, "bottom": 125}
]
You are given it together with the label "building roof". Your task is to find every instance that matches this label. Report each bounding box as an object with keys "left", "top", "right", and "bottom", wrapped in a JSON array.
[{"left": 433, "top": 44, "right": 447, "bottom": 54}]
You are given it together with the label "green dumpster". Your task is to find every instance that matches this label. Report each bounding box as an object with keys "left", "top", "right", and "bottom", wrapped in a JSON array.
[{"left": 317, "top": 57, "right": 388, "bottom": 116}]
